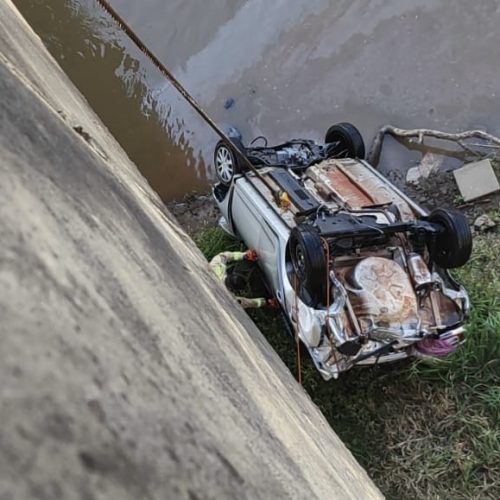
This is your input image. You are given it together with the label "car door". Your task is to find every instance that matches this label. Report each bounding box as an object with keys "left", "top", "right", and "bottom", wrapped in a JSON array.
[{"left": 231, "top": 179, "right": 280, "bottom": 292}]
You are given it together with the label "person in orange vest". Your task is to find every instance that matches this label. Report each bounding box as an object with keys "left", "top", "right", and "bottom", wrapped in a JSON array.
[{"left": 209, "top": 249, "right": 278, "bottom": 309}]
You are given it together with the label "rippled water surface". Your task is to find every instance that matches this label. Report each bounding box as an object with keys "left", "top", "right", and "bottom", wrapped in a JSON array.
[{"left": 14, "top": 0, "right": 500, "bottom": 200}]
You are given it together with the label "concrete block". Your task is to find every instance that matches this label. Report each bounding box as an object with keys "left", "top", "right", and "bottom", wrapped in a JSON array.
[{"left": 453, "top": 159, "right": 500, "bottom": 201}]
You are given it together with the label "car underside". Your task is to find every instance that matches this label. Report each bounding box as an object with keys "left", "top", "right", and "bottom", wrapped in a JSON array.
[{"left": 213, "top": 124, "right": 472, "bottom": 379}]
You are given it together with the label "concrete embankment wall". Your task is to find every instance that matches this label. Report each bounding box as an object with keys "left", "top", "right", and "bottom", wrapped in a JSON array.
[{"left": 0, "top": 1, "right": 382, "bottom": 498}]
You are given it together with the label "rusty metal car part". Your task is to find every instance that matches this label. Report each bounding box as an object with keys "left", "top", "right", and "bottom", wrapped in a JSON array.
[
  {"left": 306, "top": 160, "right": 417, "bottom": 220},
  {"left": 270, "top": 159, "right": 469, "bottom": 378},
  {"left": 407, "top": 253, "right": 434, "bottom": 289},
  {"left": 347, "top": 257, "right": 419, "bottom": 328}
]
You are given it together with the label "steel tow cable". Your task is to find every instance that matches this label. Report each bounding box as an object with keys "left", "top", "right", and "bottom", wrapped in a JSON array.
[{"left": 94, "top": 0, "right": 283, "bottom": 202}]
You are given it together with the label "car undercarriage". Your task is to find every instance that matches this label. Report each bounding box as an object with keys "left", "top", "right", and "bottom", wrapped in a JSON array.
[{"left": 213, "top": 124, "right": 472, "bottom": 379}]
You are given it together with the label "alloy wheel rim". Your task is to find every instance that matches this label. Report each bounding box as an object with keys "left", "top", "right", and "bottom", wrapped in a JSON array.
[{"left": 216, "top": 146, "right": 234, "bottom": 183}]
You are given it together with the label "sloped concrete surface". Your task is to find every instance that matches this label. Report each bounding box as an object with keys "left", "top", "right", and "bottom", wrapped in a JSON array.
[{"left": 0, "top": 2, "right": 382, "bottom": 498}]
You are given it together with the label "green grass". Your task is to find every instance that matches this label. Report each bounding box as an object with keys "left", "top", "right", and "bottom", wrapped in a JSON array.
[
  {"left": 195, "top": 226, "right": 245, "bottom": 261},
  {"left": 196, "top": 224, "right": 500, "bottom": 499}
]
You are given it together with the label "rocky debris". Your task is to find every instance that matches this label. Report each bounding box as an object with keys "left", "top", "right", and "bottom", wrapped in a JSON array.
[
  {"left": 167, "top": 193, "right": 219, "bottom": 236},
  {"left": 474, "top": 214, "right": 497, "bottom": 231},
  {"left": 400, "top": 159, "right": 500, "bottom": 224},
  {"left": 406, "top": 152, "right": 443, "bottom": 184},
  {"left": 404, "top": 171, "right": 458, "bottom": 209}
]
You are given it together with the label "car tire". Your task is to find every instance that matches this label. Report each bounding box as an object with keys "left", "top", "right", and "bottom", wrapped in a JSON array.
[
  {"left": 289, "top": 224, "right": 327, "bottom": 306},
  {"left": 428, "top": 209, "right": 472, "bottom": 268},
  {"left": 214, "top": 139, "right": 245, "bottom": 185},
  {"left": 325, "top": 122, "right": 365, "bottom": 159}
]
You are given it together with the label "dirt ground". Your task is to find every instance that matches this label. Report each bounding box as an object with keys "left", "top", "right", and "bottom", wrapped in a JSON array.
[
  {"left": 167, "top": 192, "right": 220, "bottom": 237},
  {"left": 392, "top": 160, "right": 500, "bottom": 227}
]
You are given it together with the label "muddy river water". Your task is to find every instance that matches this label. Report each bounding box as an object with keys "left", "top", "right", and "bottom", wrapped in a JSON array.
[{"left": 14, "top": 0, "right": 500, "bottom": 200}]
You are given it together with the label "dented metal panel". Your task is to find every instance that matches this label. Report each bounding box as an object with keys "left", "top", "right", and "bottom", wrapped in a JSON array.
[
  {"left": 348, "top": 257, "right": 418, "bottom": 327},
  {"left": 307, "top": 159, "right": 417, "bottom": 221}
]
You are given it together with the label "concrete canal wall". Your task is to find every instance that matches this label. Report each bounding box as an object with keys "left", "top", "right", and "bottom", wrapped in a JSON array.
[{"left": 0, "top": 1, "right": 381, "bottom": 498}]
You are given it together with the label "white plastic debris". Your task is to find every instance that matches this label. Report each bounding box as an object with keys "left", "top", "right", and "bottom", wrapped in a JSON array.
[{"left": 406, "top": 153, "right": 443, "bottom": 184}]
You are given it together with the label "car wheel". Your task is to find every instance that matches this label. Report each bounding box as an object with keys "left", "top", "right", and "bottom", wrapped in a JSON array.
[
  {"left": 289, "top": 224, "right": 327, "bottom": 306},
  {"left": 325, "top": 122, "right": 365, "bottom": 159},
  {"left": 428, "top": 209, "right": 472, "bottom": 268},
  {"left": 214, "top": 139, "right": 245, "bottom": 185}
]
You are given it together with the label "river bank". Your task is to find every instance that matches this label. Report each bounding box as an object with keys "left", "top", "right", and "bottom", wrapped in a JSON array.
[{"left": 167, "top": 192, "right": 220, "bottom": 236}]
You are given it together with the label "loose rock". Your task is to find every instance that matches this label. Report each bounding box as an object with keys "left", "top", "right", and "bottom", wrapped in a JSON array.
[{"left": 474, "top": 214, "right": 497, "bottom": 231}]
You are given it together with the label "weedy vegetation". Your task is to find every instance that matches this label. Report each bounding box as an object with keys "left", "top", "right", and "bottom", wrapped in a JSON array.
[{"left": 196, "top": 214, "right": 499, "bottom": 500}]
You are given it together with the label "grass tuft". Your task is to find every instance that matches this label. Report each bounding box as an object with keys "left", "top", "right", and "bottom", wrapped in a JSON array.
[{"left": 195, "top": 226, "right": 244, "bottom": 262}]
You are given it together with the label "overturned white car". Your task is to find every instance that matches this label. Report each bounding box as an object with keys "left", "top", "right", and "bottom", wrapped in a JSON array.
[{"left": 212, "top": 123, "right": 471, "bottom": 379}]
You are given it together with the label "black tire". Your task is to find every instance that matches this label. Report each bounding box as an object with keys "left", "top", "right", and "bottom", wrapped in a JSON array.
[
  {"left": 214, "top": 138, "right": 245, "bottom": 185},
  {"left": 325, "top": 122, "right": 365, "bottom": 159},
  {"left": 289, "top": 224, "right": 327, "bottom": 306},
  {"left": 428, "top": 209, "right": 472, "bottom": 268}
]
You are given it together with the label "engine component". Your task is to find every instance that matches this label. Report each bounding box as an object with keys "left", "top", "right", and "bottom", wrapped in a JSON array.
[
  {"left": 276, "top": 144, "right": 314, "bottom": 166},
  {"left": 268, "top": 170, "right": 320, "bottom": 215},
  {"left": 407, "top": 253, "right": 434, "bottom": 289}
]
